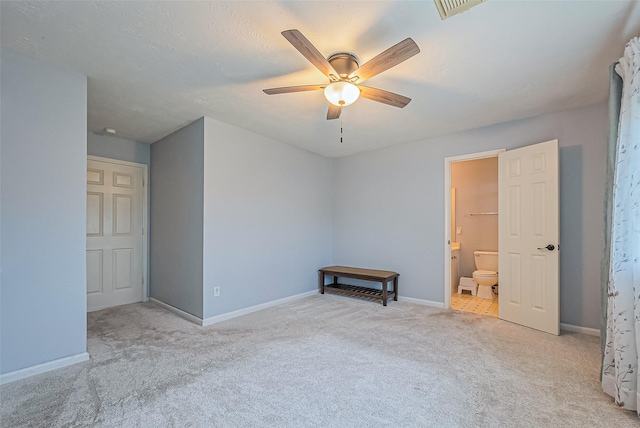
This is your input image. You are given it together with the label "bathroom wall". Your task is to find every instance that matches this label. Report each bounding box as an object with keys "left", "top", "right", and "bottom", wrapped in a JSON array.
[{"left": 451, "top": 157, "right": 499, "bottom": 278}]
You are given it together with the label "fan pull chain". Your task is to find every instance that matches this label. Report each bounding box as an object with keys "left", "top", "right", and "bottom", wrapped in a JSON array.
[{"left": 340, "top": 115, "right": 343, "bottom": 144}]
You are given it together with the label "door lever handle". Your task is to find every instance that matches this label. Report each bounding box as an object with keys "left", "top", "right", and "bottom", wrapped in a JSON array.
[{"left": 537, "top": 244, "right": 555, "bottom": 251}]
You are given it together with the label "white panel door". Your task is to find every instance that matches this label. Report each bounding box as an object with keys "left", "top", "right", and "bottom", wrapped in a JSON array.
[
  {"left": 87, "top": 160, "right": 144, "bottom": 312},
  {"left": 498, "top": 140, "right": 559, "bottom": 335}
]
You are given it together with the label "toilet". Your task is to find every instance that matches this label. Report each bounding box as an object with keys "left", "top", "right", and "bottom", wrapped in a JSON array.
[{"left": 473, "top": 251, "right": 498, "bottom": 300}]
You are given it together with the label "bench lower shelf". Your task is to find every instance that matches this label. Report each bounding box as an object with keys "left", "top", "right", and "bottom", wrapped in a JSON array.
[{"left": 323, "top": 283, "right": 396, "bottom": 303}]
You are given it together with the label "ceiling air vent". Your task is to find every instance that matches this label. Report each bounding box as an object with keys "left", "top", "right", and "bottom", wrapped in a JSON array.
[{"left": 434, "top": 0, "right": 487, "bottom": 20}]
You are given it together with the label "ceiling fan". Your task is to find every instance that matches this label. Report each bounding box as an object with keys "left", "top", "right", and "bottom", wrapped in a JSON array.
[{"left": 263, "top": 30, "right": 420, "bottom": 120}]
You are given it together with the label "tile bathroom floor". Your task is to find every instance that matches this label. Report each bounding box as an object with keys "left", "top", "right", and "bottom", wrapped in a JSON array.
[{"left": 451, "top": 291, "right": 498, "bottom": 317}]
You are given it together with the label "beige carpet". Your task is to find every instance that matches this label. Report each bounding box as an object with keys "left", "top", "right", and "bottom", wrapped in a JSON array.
[{"left": 1, "top": 294, "right": 638, "bottom": 427}]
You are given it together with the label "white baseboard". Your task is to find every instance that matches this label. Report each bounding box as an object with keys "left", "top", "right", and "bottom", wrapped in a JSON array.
[
  {"left": 202, "top": 290, "right": 318, "bottom": 326},
  {"left": 151, "top": 290, "right": 318, "bottom": 327},
  {"left": 149, "top": 298, "right": 204, "bottom": 325},
  {"left": 560, "top": 323, "right": 600, "bottom": 337},
  {"left": 398, "top": 296, "right": 446, "bottom": 309},
  {"left": 0, "top": 352, "right": 90, "bottom": 385}
]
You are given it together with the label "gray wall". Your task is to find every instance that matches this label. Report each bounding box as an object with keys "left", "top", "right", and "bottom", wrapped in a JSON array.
[
  {"left": 333, "top": 102, "right": 607, "bottom": 329},
  {"left": 202, "top": 117, "right": 333, "bottom": 318},
  {"left": 87, "top": 132, "right": 150, "bottom": 165},
  {"left": 1, "top": 51, "right": 87, "bottom": 373},
  {"left": 150, "top": 118, "right": 204, "bottom": 318}
]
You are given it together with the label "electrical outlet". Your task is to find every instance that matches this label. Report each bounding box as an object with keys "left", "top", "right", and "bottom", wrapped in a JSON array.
[
  {"left": 456, "top": 227, "right": 462, "bottom": 235},
  {"left": 214, "top": 287, "right": 220, "bottom": 297}
]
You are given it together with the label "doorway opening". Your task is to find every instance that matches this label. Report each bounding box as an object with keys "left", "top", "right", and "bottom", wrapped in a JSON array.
[
  {"left": 443, "top": 140, "right": 560, "bottom": 335},
  {"left": 443, "top": 149, "right": 504, "bottom": 315},
  {"left": 86, "top": 156, "right": 149, "bottom": 312}
]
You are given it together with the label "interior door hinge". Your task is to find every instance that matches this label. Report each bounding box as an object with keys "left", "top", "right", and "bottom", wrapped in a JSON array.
[{"left": 142, "top": 178, "right": 145, "bottom": 187}]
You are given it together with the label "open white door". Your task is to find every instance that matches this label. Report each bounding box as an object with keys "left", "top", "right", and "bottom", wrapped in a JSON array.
[
  {"left": 87, "top": 159, "right": 145, "bottom": 312},
  {"left": 498, "top": 140, "right": 559, "bottom": 335}
]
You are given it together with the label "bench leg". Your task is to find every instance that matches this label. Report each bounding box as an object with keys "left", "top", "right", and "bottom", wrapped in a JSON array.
[
  {"left": 319, "top": 271, "right": 325, "bottom": 294},
  {"left": 393, "top": 276, "right": 398, "bottom": 301},
  {"left": 382, "top": 279, "right": 388, "bottom": 306}
]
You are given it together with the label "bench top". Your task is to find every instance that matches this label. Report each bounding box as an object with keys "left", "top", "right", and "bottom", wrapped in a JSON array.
[{"left": 319, "top": 266, "right": 399, "bottom": 280}]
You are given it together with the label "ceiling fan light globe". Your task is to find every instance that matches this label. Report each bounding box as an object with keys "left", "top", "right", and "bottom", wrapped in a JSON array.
[{"left": 324, "top": 82, "right": 360, "bottom": 107}]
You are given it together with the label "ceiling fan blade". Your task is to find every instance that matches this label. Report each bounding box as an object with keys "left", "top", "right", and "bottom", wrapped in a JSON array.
[
  {"left": 359, "top": 86, "right": 411, "bottom": 108},
  {"left": 348, "top": 38, "right": 420, "bottom": 84},
  {"left": 327, "top": 104, "right": 342, "bottom": 120},
  {"left": 282, "top": 29, "right": 339, "bottom": 80},
  {"left": 263, "top": 85, "right": 325, "bottom": 95}
]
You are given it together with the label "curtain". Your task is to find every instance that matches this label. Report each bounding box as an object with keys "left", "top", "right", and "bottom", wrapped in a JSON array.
[
  {"left": 602, "top": 37, "right": 640, "bottom": 413},
  {"left": 602, "top": 63, "right": 623, "bottom": 360}
]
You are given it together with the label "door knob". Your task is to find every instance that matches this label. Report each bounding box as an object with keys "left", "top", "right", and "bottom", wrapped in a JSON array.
[{"left": 537, "top": 244, "right": 555, "bottom": 251}]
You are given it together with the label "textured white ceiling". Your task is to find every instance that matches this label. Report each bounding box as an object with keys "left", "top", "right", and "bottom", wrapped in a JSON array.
[{"left": 2, "top": 1, "right": 639, "bottom": 157}]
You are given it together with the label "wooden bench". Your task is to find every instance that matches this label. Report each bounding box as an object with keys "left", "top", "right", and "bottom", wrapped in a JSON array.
[{"left": 318, "top": 266, "right": 399, "bottom": 306}]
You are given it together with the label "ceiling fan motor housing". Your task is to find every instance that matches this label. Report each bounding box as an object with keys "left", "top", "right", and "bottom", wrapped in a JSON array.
[{"left": 327, "top": 52, "right": 360, "bottom": 79}]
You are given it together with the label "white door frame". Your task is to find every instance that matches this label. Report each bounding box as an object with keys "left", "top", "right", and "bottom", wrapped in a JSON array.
[
  {"left": 443, "top": 149, "right": 505, "bottom": 309},
  {"left": 87, "top": 155, "right": 149, "bottom": 302}
]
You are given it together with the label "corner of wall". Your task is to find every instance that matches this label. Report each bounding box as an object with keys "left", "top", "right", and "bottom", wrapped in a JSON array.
[{"left": 149, "top": 117, "right": 205, "bottom": 319}]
